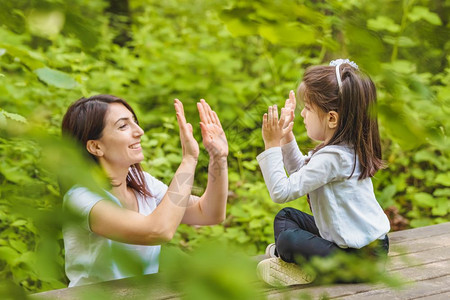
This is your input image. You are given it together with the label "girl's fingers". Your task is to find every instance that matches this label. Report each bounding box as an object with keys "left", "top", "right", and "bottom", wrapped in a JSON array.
[
  {"left": 279, "top": 108, "right": 285, "bottom": 127},
  {"left": 289, "top": 90, "right": 296, "bottom": 107},
  {"left": 268, "top": 106, "right": 273, "bottom": 125},
  {"left": 273, "top": 105, "right": 278, "bottom": 126},
  {"left": 283, "top": 122, "right": 294, "bottom": 135},
  {"left": 263, "top": 113, "right": 268, "bottom": 128}
]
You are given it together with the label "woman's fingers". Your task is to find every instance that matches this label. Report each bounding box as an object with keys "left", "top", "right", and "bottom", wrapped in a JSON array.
[
  {"left": 199, "top": 99, "right": 213, "bottom": 124},
  {"left": 174, "top": 98, "right": 186, "bottom": 118},
  {"left": 211, "top": 111, "right": 222, "bottom": 128}
]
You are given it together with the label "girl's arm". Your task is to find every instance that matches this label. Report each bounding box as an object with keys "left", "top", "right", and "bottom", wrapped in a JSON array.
[
  {"left": 87, "top": 99, "right": 199, "bottom": 245},
  {"left": 181, "top": 100, "right": 228, "bottom": 225},
  {"left": 281, "top": 140, "right": 307, "bottom": 175},
  {"left": 257, "top": 148, "right": 341, "bottom": 203}
]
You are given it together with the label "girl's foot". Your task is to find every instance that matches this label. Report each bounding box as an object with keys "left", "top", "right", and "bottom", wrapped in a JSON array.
[{"left": 257, "top": 258, "right": 315, "bottom": 287}]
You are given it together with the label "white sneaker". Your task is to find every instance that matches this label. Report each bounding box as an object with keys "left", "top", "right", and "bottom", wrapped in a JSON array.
[
  {"left": 265, "top": 243, "right": 277, "bottom": 258},
  {"left": 257, "top": 258, "right": 315, "bottom": 287}
]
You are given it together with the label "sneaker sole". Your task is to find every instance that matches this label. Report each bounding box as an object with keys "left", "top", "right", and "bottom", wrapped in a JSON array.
[{"left": 257, "top": 258, "right": 315, "bottom": 287}]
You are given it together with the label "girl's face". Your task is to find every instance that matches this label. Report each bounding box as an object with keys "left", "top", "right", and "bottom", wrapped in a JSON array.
[
  {"left": 300, "top": 102, "right": 334, "bottom": 142},
  {"left": 95, "top": 102, "right": 145, "bottom": 168}
]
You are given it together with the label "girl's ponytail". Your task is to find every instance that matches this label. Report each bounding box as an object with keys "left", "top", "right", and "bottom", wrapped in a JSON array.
[{"left": 338, "top": 66, "right": 384, "bottom": 179}]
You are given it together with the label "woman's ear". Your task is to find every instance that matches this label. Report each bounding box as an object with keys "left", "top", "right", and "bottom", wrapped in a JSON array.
[
  {"left": 328, "top": 111, "right": 339, "bottom": 129},
  {"left": 86, "top": 140, "right": 104, "bottom": 157}
]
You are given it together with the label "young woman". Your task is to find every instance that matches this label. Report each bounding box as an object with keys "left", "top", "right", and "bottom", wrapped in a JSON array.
[
  {"left": 256, "top": 59, "right": 390, "bottom": 286},
  {"left": 61, "top": 95, "right": 228, "bottom": 286}
]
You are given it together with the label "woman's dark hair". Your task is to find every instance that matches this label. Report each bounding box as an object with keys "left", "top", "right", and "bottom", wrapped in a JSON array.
[
  {"left": 62, "top": 94, "right": 151, "bottom": 196},
  {"left": 298, "top": 64, "right": 384, "bottom": 179}
]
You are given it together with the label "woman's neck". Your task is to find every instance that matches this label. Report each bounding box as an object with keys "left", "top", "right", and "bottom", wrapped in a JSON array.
[{"left": 100, "top": 161, "right": 139, "bottom": 211}]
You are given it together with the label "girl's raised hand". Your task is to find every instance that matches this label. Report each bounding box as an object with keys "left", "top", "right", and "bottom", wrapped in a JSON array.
[
  {"left": 174, "top": 99, "right": 200, "bottom": 161},
  {"left": 262, "top": 105, "right": 294, "bottom": 150},
  {"left": 280, "top": 90, "right": 296, "bottom": 146},
  {"left": 197, "top": 99, "right": 228, "bottom": 159}
]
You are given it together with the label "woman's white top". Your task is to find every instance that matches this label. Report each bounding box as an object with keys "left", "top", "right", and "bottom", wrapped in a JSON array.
[
  {"left": 256, "top": 140, "right": 390, "bottom": 249},
  {"left": 62, "top": 172, "right": 168, "bottom": 287}
]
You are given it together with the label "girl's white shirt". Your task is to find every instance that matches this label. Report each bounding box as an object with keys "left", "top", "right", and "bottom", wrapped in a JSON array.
[
  {"left": 257, "top": 139, "right": 390, "bottom": 249},
  {"left": 62, "top": 172, "right": 168, "bottom": 287}
]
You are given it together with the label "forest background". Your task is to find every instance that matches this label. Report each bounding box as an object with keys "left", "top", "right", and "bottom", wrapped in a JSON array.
[{"left": 0, "top": 0, "right": 449, "bottom": 297}]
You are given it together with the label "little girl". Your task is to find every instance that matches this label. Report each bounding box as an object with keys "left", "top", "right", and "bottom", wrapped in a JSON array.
[{"left": 256, "top": 59, "right": 390, "bottom": 286}]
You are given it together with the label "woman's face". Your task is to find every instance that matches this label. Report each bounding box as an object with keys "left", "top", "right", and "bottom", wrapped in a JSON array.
[{"left": 95, "top": 102, "right": 144, "bottom": 168}]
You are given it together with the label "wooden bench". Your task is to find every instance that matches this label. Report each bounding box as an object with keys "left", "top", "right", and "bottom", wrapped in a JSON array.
[{"left": 31, "top": 222, "right": 450, "bottom": 299}]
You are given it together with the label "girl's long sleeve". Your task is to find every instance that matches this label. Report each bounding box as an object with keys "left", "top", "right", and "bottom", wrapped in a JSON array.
[
  {"left": 281, "top": 139, "right": 307, "bottom": 174},
  {"left": 256, "top": 147, "right": 342, "bottom": 204}
]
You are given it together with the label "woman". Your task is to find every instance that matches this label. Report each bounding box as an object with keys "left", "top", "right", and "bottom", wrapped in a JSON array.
[{"left": 61, "top": 94, "right": 228, "bottom": 287}]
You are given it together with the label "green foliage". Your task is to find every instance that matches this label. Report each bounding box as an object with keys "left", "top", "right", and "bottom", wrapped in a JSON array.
[{"left": 0, "top": 0, "right": 448, "bottom": 296}]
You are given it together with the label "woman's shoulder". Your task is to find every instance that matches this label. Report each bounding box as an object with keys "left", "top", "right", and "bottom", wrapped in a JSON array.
[{"left": 142, "top": 171, "right": 168, "bottom": 197}]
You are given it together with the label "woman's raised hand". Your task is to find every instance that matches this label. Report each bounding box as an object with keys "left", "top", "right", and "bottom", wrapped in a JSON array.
[
  {"left": 197, "top": 99, "right": 228, "bottom": 159},
  {"left": 174, "top": 99, "right": 199, "bottom": 161},
  {"left": 280, "top": 90, "right": 296, "bottom": 146}
]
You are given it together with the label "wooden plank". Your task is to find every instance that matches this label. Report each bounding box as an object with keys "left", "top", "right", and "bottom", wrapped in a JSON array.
[
  {"left": 388, "top": 223, "right": 450, "bottom": 243},
  {"left": 334, "top": 275, "right": 450, "bottom": 300},
  {"left": 419, "top": 291, "right": 450, "bottom": 300},
  {"left": 390, "top": 232, "right": 450, "bottom": 257},
  {"left": 267, "top": 259, "right": 450, "bottom": 299},
  {"left": 388, "top": 245, "right": 450, "bottom": 271},
  {"left": 31, "top": 274, "right": 180, "bottom": 300}
]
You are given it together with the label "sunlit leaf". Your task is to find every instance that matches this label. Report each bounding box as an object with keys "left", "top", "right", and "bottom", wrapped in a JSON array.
[
  {"left": 367, "top": 16, "right": 400, "bottom": 33},
  {"left": 435, "top": 173, "right": 450, "bottom": 187},
  {"left": 34, "top": 67, "right": 78, "bottom": 89},
  {"left": 408, "top": 6, "right": 442, "bottom": 25}
]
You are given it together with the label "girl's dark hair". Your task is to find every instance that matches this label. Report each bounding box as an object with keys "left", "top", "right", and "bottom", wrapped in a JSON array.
[
  {"left": 62, "top": 94, "right": 151, "bottom": 196},
  {"left": 298, "top": 64, "right": 384, "bottom": 179}
]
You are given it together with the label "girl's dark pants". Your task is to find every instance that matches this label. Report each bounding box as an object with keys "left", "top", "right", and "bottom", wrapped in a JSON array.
[{"left": 274, "top": 207, "right": 389, "bottom": 263}]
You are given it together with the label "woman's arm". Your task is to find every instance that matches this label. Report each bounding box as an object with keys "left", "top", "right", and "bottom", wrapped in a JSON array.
[
  {"left": 181, "top": 99, "right": 228, "bottom": 225},
  {"left": 88, "top": 99, "right": 199, "bottom": 245}
]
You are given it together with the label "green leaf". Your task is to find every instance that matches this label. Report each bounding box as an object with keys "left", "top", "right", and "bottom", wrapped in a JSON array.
[
  {"left": 410, "top": 218, "right": 433, "bottom": 228},
  {"left": 434, "top": 188, "right": 450, "bottom": 197},
  {"left": 383, "top": 36, "right": 417, "bottom": 47},
  {"left": 0, "top": 112, "right": 6, "bottom": 128},
  {"left": 0, "top": 246, "right": 20, "bottom": 262},
  {"left": 367, "top": 16, "right": 400, "bottom": 33},
  {"left": 11, "top": 220, "right": 27, "bottom": 227},
  {"left": 431, "top": 198, "right": 449, "bottom": 216},
  {"left": 258, "top": 24, "right": 315, "bottom": 46},
  {"left": 2, "top": 111, "right": 27, "bottom": 123},
  {"left": 435, "top": 173, "right": 450, "bottom": 186},
  {"left": 408, "top": 6, "right": 442, "bottom": 25},
  {"left": 9, "top": 239, "right": 28, "bottom": 254},
  {"left": 34, "top": 67, "right": 78, "bottom": 89},
  {"left": 412, "top": 192, "right": 435, "bottom": 208},
  {"left": 0, "top": 43, "right": 45, "bottom": 70}
]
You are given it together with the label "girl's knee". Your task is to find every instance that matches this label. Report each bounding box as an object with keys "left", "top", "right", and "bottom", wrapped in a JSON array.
[
  {"left": 276, "top": 229, "right": 300, "bottom": 262},
  {"left": 275, "top": 207, "right": 297, "bottom": 219}
]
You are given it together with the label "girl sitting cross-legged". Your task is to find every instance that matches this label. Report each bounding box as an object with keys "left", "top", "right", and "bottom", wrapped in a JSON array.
[{"left": 256, "top": 59, "right": 390, "bottom": 286}]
